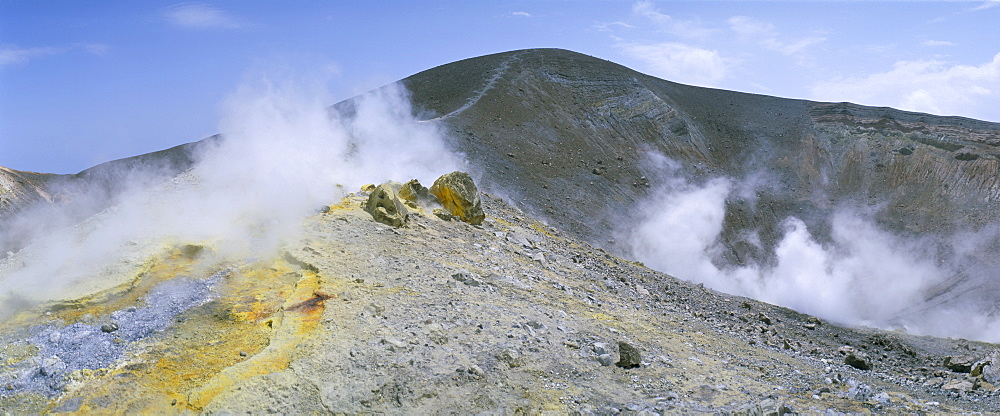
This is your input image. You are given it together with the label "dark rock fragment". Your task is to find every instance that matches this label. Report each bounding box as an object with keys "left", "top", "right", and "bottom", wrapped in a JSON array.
[
  {"left": 495, "top": 348, "right": 523, "bottom": 368},
  {"left": 616, "top": 341, "right": 641, "bottom": 369},
  {"left": 738, "top": 398, "right": 794, "bottom": 416},
  {"left": 944, "top": 355, "right": 976, "bottom": 373},
  {"left": 451, "top": 270, "right": 481, "bottom": 286},
  {"left": 433, "top": 208, "right": 457, "bottom": 221},
  {"left": 839, "top": 346, "right": 871, "bottom": 370}
]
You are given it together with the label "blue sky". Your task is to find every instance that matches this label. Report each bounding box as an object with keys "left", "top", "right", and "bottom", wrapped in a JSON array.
[{"left": 2, "top": 1, "right": 998, "bottom": 174}]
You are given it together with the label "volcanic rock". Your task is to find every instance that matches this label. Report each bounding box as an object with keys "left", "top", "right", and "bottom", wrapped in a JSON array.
[
  {"left": 597, "top": 354, "right": 614, "bottom": 367},
  {"left": 451, "top": 270, "right": 481, "bottom": 286},
  {"left": 363, "top": 183, "right": 408, "bottom": 227},
  {"left": 495, "top": 348, "right": 523, "bottom": 368},
  {"left": 741, "top": 398, "right": 794, "bottom": 416},
  {"left": 429, "top": 171, "right": 484, "bottom": 225},
  {"left": 981, "top": 351, "right": 1000, "bottom": 383},
  {"left": 615, "top": 341, "right": 641, "bottom": 368}
]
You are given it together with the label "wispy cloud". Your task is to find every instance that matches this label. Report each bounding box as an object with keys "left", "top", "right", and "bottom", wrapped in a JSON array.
[
  {"left": 970, "top": 0, "right": 1000, "bottom": 12},
  {"left": 922, "top": 40, "right": 956, "bottom": 47},
  {"left": 811, "top": 52, "right": 1000, "bottom": 121},
  {"left": 631, "top": 0, "right": 715, "bottom": 41},
  {"left": 82, "top": 43, "right": 110, "bottom": 55},
  {"left": 163, "top": 3, "right": 241, "bottom": 29},
  {"left": 728, "top": 16, "right": 825, "bottom": 57},
  {"left": 593, "top": 21, "right": 635, "bottom": 32},
  {"left": 616, "top": 41, "right": 729, "bottom": 86},
  {"left": 510, "top": 11, "right": 533, "bottom": 18},
  {"left": 632, "top": 0, "right": 670, "bottom": 23},
  {"left": 0, "top": 45, "right": 63, "bottom": 68},
  {"left": 0, "top": 43, "right": 109, "bottom": 68}
]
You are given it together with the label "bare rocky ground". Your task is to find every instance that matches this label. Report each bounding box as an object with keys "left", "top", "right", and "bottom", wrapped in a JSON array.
[{"left": 1, "top": 187, "right": 999, "bottom": 414}]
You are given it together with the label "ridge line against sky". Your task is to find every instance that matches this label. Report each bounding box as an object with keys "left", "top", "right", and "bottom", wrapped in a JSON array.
[{"left": 1, "top": 1, "right": 998, "bottom": 174}]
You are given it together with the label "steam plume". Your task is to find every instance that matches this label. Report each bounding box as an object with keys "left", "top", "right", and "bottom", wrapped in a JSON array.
[
  {"left": 0, "top": 75, "right": 461, "bottom": 320},
  {"left": 621, "top": 153, "right": 1000, "bottom": 342}
]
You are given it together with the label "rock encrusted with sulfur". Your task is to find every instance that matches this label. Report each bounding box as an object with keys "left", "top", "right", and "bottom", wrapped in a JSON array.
[{"left": 429, "top": 171, "right": 485, "bottom": 225}]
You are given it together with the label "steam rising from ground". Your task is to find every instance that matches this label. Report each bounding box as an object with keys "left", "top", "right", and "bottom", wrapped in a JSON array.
[
  {"left": 622, "top": 154, "right": 1000, "bottom": 342},
  {"left": 0, "top": 77, "right": 460, "bottom": 319}
]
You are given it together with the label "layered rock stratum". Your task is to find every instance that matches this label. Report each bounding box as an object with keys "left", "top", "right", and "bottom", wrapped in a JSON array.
[{"left": 2, "top": 48, "right": 1000, "bottom": 413}]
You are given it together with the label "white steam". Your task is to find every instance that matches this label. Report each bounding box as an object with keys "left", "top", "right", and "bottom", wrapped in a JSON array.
[
  {"left": 622, "top": 154, "right": 1000, "bottom": 342},
  {"left": 0, "top": 76, "right": 461, "bottom": 318}
]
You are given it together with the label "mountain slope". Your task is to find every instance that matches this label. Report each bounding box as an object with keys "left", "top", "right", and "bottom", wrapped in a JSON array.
[
  {"left": 400, "top": 48, "right": 1000, "bottom": 330},
  {"left": 404, "top": 48, "right": 1000, "bottom": 258}
]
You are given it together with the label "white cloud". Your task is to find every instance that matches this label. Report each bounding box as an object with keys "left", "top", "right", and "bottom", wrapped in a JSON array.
[
  {"left": 728, "top": 16, "right": 825, "bottom": 58},
  {"left": 617, "top": 41, "right": 728, "bottom": 85},
  {"left": 922, "top": 40, "right": 956, "bottom": 47},
  {"left": 510, "top": 11, "right": 533, "bottom": 18},
  {"left": 163, "top": 3, "right": 241, "bottom": 29},
  {"left": 0, "top": 45, "right": 63, "bottom": 68},
  {"left": 811, "top": 53, "right": 1000, "bottom": 121}
]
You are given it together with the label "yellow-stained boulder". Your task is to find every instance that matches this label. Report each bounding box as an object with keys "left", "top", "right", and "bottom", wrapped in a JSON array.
[{"left": 429, "top": 171, "right": 484, "bottom": 225}]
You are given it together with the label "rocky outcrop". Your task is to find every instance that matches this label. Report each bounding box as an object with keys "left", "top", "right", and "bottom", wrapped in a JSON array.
[
  {"left": 429, "top": 171, "right": 485, "bottom": 225},
  {"left": 0, "top": 167, "right": 61, "bottom": 252},
  {"left": 984, "top": 352, "right": 1000, "bottom": 384},
  {"left": 2, "top": 192, "right": 999, "bottom": 413},
  {"left": 363, "top": 183, "right": 408, "bottom": 227}
]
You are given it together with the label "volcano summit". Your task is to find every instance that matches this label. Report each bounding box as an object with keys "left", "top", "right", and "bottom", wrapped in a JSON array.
[{"left": 1, "top": 49, "right": 999, "bottom": 413}]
